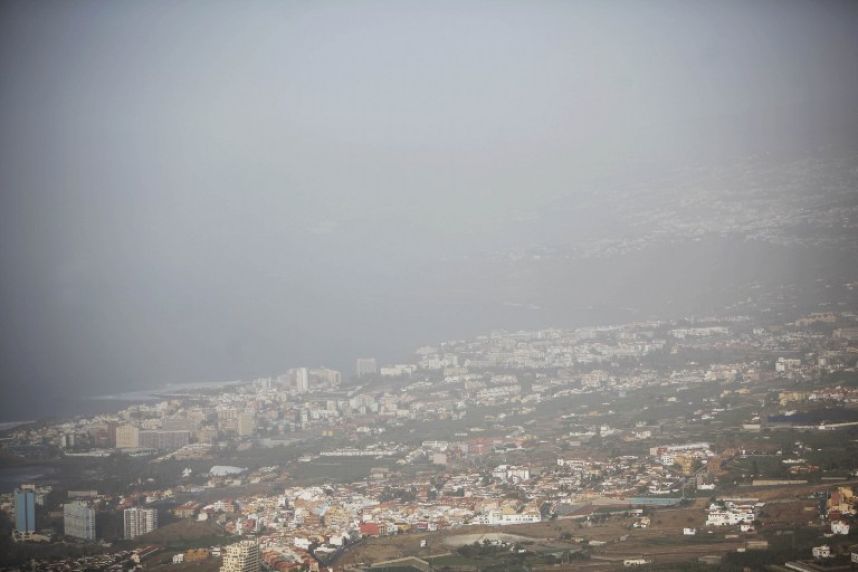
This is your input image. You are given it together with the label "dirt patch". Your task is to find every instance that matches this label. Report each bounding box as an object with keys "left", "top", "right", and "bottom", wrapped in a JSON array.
[
  {"left": 442, "top": 532, "right": 539, "bottom": 547},
  {"left": 134, "top": 520, "right": 227, "bottom": 546}
]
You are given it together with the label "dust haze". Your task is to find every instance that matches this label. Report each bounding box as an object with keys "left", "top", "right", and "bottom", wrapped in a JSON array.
[{"left": 1, "top": 0, "right": 857, "bottom": 420}]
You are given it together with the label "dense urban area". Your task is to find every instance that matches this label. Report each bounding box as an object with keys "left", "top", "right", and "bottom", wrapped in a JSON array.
[
  {"left": 3, "top": 305, "right": 858, "bottom": 572},
  {"left": 2, "top": 3, "right": 858, "bottom": 571}
]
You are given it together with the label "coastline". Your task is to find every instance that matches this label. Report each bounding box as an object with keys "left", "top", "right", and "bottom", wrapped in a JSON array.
[{"left": 0, "top": 380, "right": 244, "bottom": 427}]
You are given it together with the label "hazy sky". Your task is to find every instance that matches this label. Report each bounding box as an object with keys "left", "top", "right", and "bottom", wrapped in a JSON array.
[{"left": 1, "top": 0, "right": 857, "bottom": 419}]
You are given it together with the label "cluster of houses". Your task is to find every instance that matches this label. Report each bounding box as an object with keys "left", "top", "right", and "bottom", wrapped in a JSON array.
[{"left": 705, "top": 498, "right": 761, "bottom": 528}]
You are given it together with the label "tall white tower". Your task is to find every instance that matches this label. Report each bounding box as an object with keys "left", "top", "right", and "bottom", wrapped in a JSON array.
[{"left": 295, "top": 367, "right": 309, "bottom": 393}]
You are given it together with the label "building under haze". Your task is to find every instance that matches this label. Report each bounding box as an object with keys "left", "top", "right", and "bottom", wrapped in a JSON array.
[
  {"left": 63, "top": 501, "right": 96, "bottom": 540},
  {"left": 14, "top": 489, "right": 36, "bottom": 535},
  {"left": 115, "top": 424, "right": 140, "bottom": 449},
  {"left": 295, "top": 367, "right": 309, "bottom": 393},
  {"left": 123, "top": 507, "right": 158, "bottom": 539},
  {"left": 220, "top": 540, "right": 260, "bottom": 572},
  {"left": 218, "top": 407, "right": 239, "bottom": 433},
  {"left": 355, "top": 358, "right": 377, "bottom": 378},
  {"left": 311, "top": 367, "right": 342, "bottom": 386},
  {"left": 138, "top": 429, "right": 190, "bottom": 450},
  {"left": 237, "top": 412, "right": 256, "bottom": 437}
]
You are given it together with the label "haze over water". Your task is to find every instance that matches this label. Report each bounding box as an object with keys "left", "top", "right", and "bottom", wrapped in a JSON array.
[{"left": 1, "top": 1, "right": 857, "bottom": 421}]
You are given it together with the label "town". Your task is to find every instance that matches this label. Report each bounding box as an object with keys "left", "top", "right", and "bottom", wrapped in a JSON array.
[
  {"left": 3, "top": 0, "right": 858, "bottom": 570},
  {"left": 2, "top": 310, "right": 858, "bottom": 571}
]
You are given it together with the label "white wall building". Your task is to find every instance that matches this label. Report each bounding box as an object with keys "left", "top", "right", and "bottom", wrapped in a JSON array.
[
  {"left": 812, "top": 545, "right": 831, "bottom": 559},
  {"left": 63, "top": 501, "right": 96, "bottom": 540},
  {"left": 123, "top": 507, "right": 158, "bottom": 539},
  {"left": 705, "top": 501, "right": 756, "bottom": 527}
]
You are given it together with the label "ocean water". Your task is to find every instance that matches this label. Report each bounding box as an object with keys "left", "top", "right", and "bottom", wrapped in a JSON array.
[
  {"left": 2, "top": 238, "right": 854, "bottom": 424},
  {"left": 0, "top": 465, "right": 56, "bottom": 493}
]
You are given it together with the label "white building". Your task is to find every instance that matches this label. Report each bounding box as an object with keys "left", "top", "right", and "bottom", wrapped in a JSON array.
[
  {"left": 123, "top": 507, "right": 158, "bottom": 539},
  {"left": 295, "top": 368, "right": 309, "bottom": 393},
  {"left": 776, "top": 357, "right": 802, "bottom": 373},
  {"left": 812, "top": 545, "right": 831, "bottom": 559},
  {"left": 492, "top": 465, "right": 530, "bottom": 483},
  {"left": 63, "top": 501, "right": 96, "bottom": 540},
  {"left": 477, "top": 505, "right": 541, "bottom": 526},
  {"left": 209, "top": 465, "right": 248, "bottom": 477},
  {"left": 705, "top": 501, "right": 756, "bottom": 527},
  {"left": 355, "top": 358, "right": 377, "bottom": 378},
  {"left": 310, "top": 367, "right": 342, "bottom": 386},
  {"left": 380, "top": 364, "right": 416, "bottom": 377}
]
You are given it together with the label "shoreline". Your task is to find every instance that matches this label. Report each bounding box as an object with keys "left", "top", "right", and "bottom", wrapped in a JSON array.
[{"left": 0, "top": 380, "right": 245, "bottom": 427}]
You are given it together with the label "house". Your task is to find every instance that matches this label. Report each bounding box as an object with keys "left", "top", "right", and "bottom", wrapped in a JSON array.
[
  {"left": 831, "top": 521, "right": 850, "bottom": 535},
  {"left": 705, "top": 501, "right": 756, "bottom": 527},
  {"left": 812, "top": 545, "right": 831, "bottom": 559},
  {"left": 172, "top": 502, "right": 201, "bottom": 519}
]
